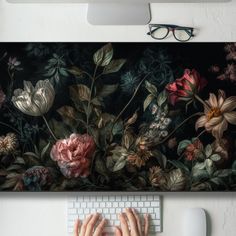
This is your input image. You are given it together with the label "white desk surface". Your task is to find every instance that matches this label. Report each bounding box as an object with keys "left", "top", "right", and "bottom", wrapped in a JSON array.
[
  {"left": 0, "top": 1, "right": 236, "bottom": 41},
  {"left": 0, "top": 1, "right": 236, "bottom": 236},
  {"left": 0, "top": 193, "right": 236, "bottom": 236}
]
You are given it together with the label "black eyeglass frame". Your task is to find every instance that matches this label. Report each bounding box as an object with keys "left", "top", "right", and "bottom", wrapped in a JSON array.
[{"left": 147, "top": 24, "right": 195, "bottom": 42}]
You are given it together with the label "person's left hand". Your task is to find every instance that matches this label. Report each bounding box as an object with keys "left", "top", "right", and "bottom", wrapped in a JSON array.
[{"left": 74, "top": 213, "right": 107, "bottom": 236}]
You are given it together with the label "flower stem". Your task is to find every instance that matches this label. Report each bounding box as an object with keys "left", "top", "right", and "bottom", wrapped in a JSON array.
[
  {"left": 113, "top": 72, "right": 151, "bottom": 125},
  {"left": 86, "top": 66, "right": 98, "bottom": 133},
  {"left": 42, "top": 115, "right": 57, "bottom": 141},
  {"left": 108, "top": 73, "right": 151, "bottom": 142},
  {"left": 0, "top": 121, "right": 21, "bottom": 135},
  {"left": 194, "top": 94, "right": 209, "bottom": 107}
]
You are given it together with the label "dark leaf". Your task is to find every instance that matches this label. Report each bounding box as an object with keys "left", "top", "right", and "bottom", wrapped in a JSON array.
[
  {"left": 93, "top": 43, "right": 113, "bottom": 66},
  {"left": 103, "top": 59, "right": 126, "bottom": 74},
  {"left": 69, "top": 84, "right": 91, "bottom": 102},
  {"left": 98, "top": 84, "right": 119, "bottom": 98},
  {"left": 143, "top": 94, "right": 155, "bottom": 111},
  {"left": 145, "top": 81, "right": 157, "bottom": 95},
  {"left": 68, "top": 66, "right": 83, "bottom": 77}
]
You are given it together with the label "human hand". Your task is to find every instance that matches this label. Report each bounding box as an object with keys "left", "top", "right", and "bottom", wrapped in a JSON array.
[
  {"left": 115, "top": 208, "right": 149, "bottom": 236},
  {"left": 74, "top": 213, "right": 107, "bottom": 236}
]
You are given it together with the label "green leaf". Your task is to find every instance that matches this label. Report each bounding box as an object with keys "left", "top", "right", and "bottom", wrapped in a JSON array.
[
  {"left": 41, "top": 142, "right": 51, "bottom": 160},
  {"left": 210, "top": 154, "right": 221, "bottom": 162},
  {"left": 205, "top": 159, "right": 215, "bottom": 176},
  {"left": 103, "top": 59, "right": 126, "bottom": 74},
  {"left": 145, "top": 81, "right": 157, "bottom": 95},
  {"left": 93, "top": 43, "right": 113, "bottom": 66},
  {"left": 210, "top": 177, "right": 225, "bottom": 186},
  {"left": 143, "top": 94, "right": 155, "bottom": 111},
  {"left": 59, "top": 68, "right": 69, "bottom": 77},
  {"left": 113, "top": 156, "right": 126, "bottom": 172},
  {"left": 166, "top": 169, "right": 187, "bottom": 191},
  {"left": 205, "top": 144, "right": 212, "bottom": 158},
  {"left": 177, "top": 140, "right": 191, "bottom": 155},
  {"left": 157, "top": 90, "right": 167, "bottom": 107},
  {"left": 168, "top": 160, "right": 190, "bottom": 174},
  {"left": 214, "top": 169, "right": 232, "bottom": 178},
  {"left": 192, "top": 161, "right": 209, "bottom": 181},
  {"left": 14, "top": 157, "right": 25, "bottom": 165},
  {"left": 7, "top": 165, "right": 23, "bottom": 171},
  {"left": 0, "top": 178, "right": 18, "bottom": 189},
  {"left": 152, "top": 150, "right": 167, "bottom": 169},
  {"left": 68, "top": 66, "right": 83, "bottom": 77},
  {"left": 69, "top": 84, "right": 91, "bottom": 102},
  {"left": 24, "top": 152, "right": 39, "bottom": 159},
  {"left": 57, "top": 105, "right": 77, "bottom": 127},
  {"left": 232, "top": 160, "right": 236, "bottom": 170},
  {"left": 98, "top": 84, "right": 119, "bottom": 97},
  {"left": 112, "top": 121, "right": 123, "bottom": 136}
]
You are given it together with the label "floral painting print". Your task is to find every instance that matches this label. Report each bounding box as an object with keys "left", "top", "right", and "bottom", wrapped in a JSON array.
[{"left": 0, "top": 43, "right": 236, "bottom": 191}]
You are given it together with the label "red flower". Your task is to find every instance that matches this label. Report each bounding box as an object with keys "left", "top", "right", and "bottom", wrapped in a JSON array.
[
  {"left": 184, "top": 139, "right": 203, "bottom": 161},
  {"left": 166, "top": 69, "right": 207, "bottom": 105},
  {"left": 50, "top": 133, "right": 96, "bottom": 178}
]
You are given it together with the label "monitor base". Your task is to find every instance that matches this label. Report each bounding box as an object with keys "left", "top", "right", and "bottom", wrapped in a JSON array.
[{"left": 87, "top": 3, "right": 151, "bottom": 25}]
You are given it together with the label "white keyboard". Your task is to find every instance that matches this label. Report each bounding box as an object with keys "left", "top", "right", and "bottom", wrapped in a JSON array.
[{"left": 67, "top": 193, "right": 162, "bottom": 235}]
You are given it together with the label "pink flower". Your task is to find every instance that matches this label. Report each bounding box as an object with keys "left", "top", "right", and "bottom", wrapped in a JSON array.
[
  {"left": 0, "top": 87, "right": 6, "bottom": 108},
  {"left": 50, "top": 133, "right": 96, "bottom": 178},
  {"left": 166, "top": 69, "right": 207, "bottom": 105}
]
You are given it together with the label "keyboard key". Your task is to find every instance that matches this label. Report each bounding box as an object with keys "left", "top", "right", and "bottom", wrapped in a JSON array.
[
  {"left": 151, "top": 202, "right": 159, "bottom": 207},
  {"left": 138, "top": 202, "right": 144, "bottom": 207},
  {"left": 68, "top": 208, "right": 76, "bottom": 214},
  {"left": 109, "top": 208, "right": 115, "bottom": 214},
  {"left": 103, "top": 208, "right": 109, "bottom": 214},
  {"left": 116, "top": 196, "right": 121, "bottom": 201},
  {"left": 135, "top": 196, "right": 140, "bottom": 201}
]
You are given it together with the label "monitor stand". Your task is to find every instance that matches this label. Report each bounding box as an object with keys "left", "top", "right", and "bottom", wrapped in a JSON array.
[{"left": 87, "top": 3, "right": 151, "bottom": 25}]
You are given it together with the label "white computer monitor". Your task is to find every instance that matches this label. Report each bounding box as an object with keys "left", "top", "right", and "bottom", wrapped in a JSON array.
[{"left": 7, "top": 0, "right": 230, "bottom": 25}]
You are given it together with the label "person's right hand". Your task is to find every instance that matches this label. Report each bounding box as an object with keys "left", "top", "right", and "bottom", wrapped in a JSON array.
[{"left": 115, "top": 208, "right": 149, "bottom": 236}]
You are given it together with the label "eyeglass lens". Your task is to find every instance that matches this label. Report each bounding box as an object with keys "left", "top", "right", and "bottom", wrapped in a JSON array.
[
  {"left": 150, "top": 26, "right": 169, "bottom": 39},
  {"left": 174, "top": 28, "right": 192, "bottom": 41}
]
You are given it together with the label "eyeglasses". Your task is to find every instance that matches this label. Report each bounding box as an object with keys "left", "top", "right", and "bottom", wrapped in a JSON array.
[{"left": 147, "top": 24, "right": 194, "bottom": 42}]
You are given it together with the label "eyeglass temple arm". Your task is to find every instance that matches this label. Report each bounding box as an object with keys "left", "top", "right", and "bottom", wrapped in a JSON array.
[{"left": 147, "top": 27, "right": 161, "bottom": 35}]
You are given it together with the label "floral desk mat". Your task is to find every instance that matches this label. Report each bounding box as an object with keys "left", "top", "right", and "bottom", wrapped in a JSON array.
[{"left": 0, "top": 43, "right": 236, "bottom": 191}]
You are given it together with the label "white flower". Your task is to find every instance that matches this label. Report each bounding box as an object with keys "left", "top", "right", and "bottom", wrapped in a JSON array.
[
  {"left": 12, "top": 80, "right": 55, "bottom": 116},
  {"left": 196, "top": 90, "right": 236, "bottom": 139}
]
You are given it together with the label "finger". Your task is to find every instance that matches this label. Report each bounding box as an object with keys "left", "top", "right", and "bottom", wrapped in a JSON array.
[
  {"left": 144, "top": 214, "right": 150, "bottom": 236},
  {"left": 119, "top": 213, "right": 130, "bottom": 236},
  {"left": 85, "top": 213, "right": 100, "bottom": 236},
  {"left": 114, "top": 226, "right": 122, "bottom": 236},
  {"left": 74, "top": 219, "right": 81, "bottom": 236},
  {"left": 79, "top": 214, "right": 93, "bottom": 236},
  {"left": 131, "top": 208, "right": 142, "bottom": 234},
  {"left": 93, "top": 218, "right": 107, "bottom": 236},
  {"left": 125, "top": 208, "right": 139, "bottom": 235}
]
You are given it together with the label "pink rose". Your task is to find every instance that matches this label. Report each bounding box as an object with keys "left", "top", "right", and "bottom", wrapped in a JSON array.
[
  {"left": 50, "top": 133, "right": 96, "bottom": 178},
  {"left": 166, "top": 69, "right": 207, "bottom": 105}
]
